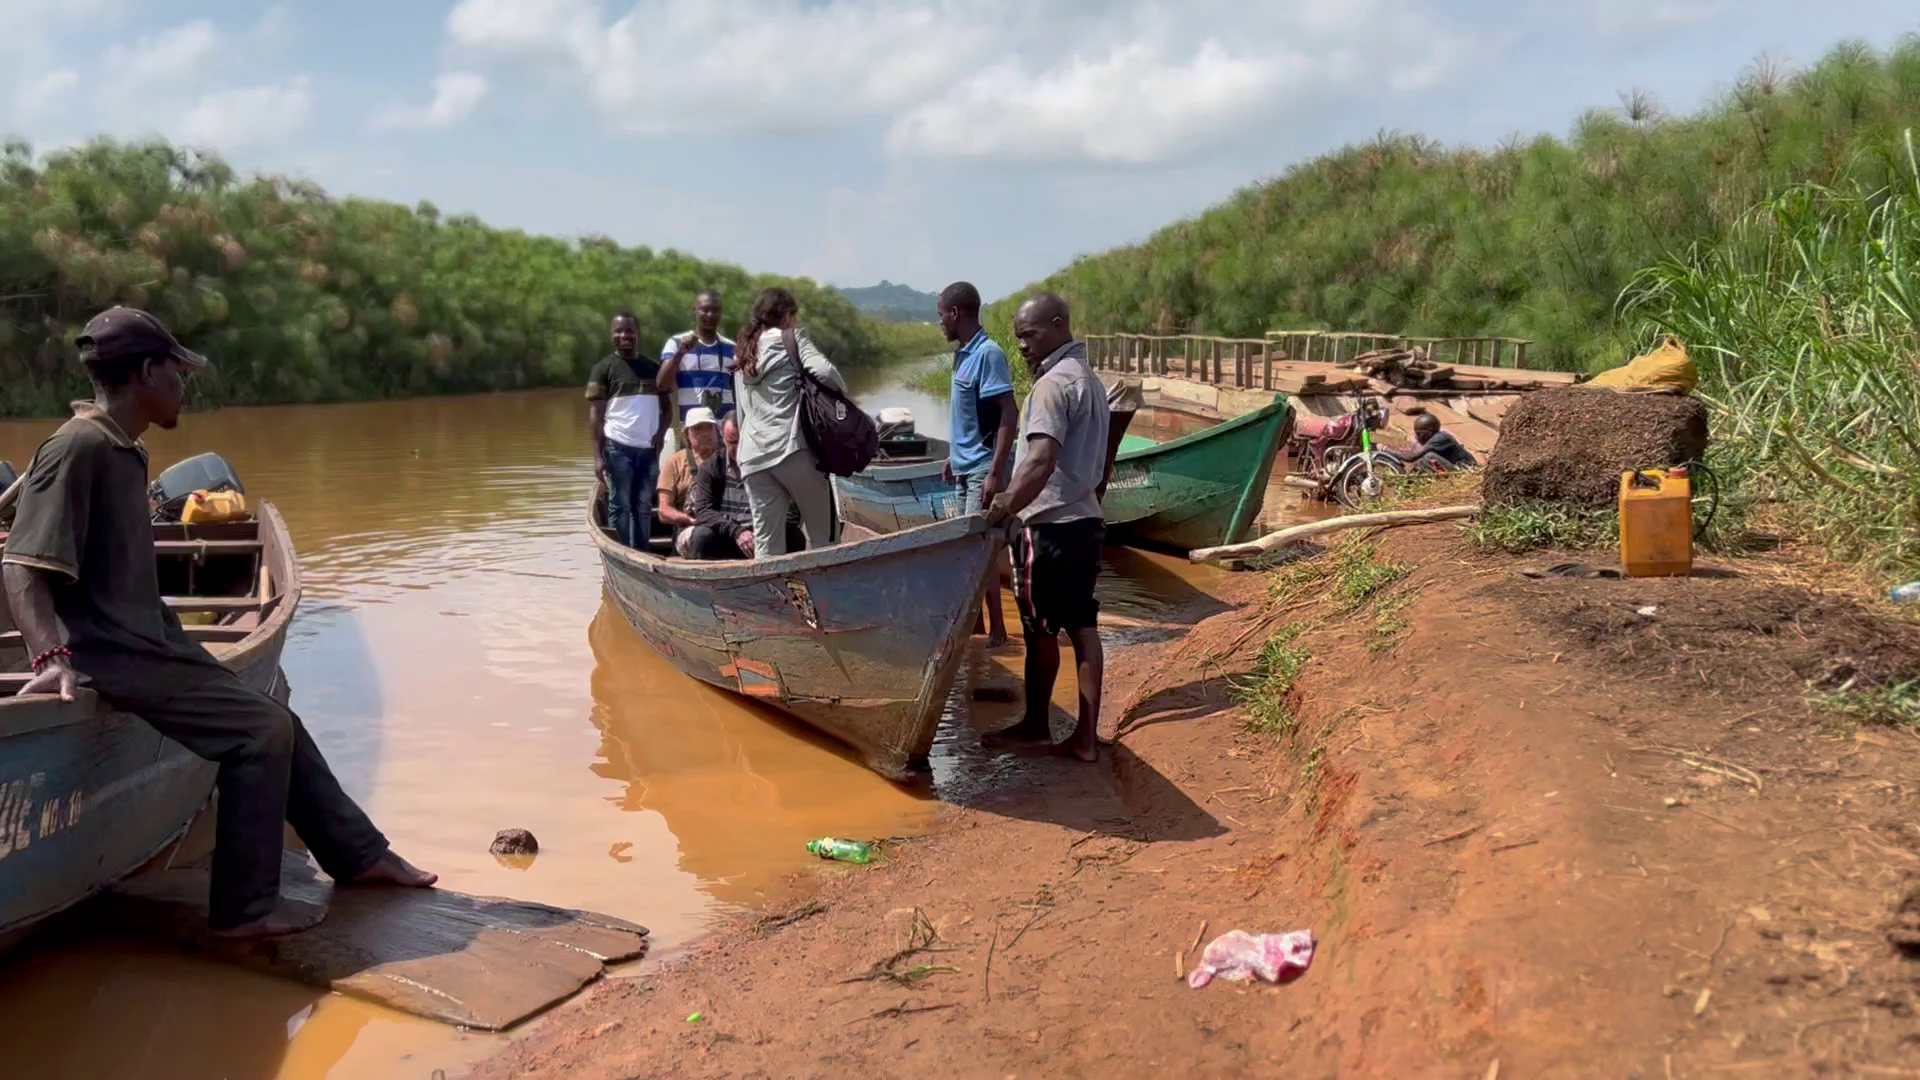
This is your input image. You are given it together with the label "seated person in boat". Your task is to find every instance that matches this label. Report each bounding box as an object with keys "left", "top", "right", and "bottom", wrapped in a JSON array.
[
  {"left": 1384, "top": 413, "right": 1478, "bottom": 471},
  {"left": 685, "top": 416, "right": 803, "bottom": 559},
  {"left": 657, "top": 406, "right": 722, "bottom": 557},
  {"left": 1, "top": 306, "right": 436, "bottom": 940}
]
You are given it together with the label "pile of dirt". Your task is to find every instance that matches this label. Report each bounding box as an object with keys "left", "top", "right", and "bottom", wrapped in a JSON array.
[
  {"left": 1482, "top": 386, "right": 1709, "bottom": 507},
  {"left": 1502, "top": 575, "right": 1920, "bottom": 701}
]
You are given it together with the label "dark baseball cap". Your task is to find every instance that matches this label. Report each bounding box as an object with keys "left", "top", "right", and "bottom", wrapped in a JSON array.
[{"left": 76, "top": 307, "right": 209, "bottom": 370}]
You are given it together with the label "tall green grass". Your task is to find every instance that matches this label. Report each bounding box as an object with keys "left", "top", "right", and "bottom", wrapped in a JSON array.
[
  {"left": 1623, "top": 129, "right": 1920, "bottom": 576},
  {"left": 988, "top": 39, "right": 1920, "bottom": 374}
]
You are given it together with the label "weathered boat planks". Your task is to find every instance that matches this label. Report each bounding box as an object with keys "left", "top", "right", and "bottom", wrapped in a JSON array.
[
  {"left": 591, "top": 486, "right": 1001, "bottom": 781},
  {"left": 102, "top": 849, "right": 649, "bottom": 1031}
]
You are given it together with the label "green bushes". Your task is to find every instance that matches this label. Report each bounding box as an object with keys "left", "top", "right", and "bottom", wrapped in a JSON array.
[
  {"left": 989, "top": 38, "right": 1920, "bottom": 375},
  {"left": 0, "top": 138, "right": 888, "bottom": 417}
]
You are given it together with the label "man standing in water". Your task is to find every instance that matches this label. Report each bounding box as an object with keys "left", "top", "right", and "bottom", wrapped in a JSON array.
[
  {"left": 3, "top": 307, "right": 435, "bottom": 938},
  {"left": 657, "top": 290, "right": 735, "bottom": 422},
  {"left": 937, "top": 281, "right": 1017, "bottom": 647},
  {"left": 985, "top": 293, "right": 1110, "bottom": 762},
  {"left": 589, "top": 311, "right": 670, "bottom": 549}
]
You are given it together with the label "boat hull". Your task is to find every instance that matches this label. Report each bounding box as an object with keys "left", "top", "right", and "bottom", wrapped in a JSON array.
[
  {"left": 835, "top": 398, "right": 1293, "bottom": 552},
  {"left": 592, "top": 494, "right": 999, "bottom": 781},
  {"left": 0, "top": 505, "right": 300, "bottom": 949}
]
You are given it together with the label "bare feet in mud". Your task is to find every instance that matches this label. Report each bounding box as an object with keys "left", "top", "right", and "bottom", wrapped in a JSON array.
[
  {"left": 985, "top": 630, "right": 1009, "bottom": 649},
  {"left": 210, "top": 899, "right": 326, "bottom": 939},
  {"left": 1056, "top": 723, "right": 1100, "bottom": 763},
  {"left": 349, "top": 850, "right": 438, "bottom": 888},
  {"left": 981, "top": 716, "right": 1053, "bottom": 748}
]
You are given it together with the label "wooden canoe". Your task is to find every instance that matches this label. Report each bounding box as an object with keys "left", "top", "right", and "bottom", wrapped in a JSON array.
[
  {"left": 834, "top": 397, "right": 1294, "bottom": 552},
  {"left": 590, "top": 485, "right": 1001, "bottom": 781},
  {"left": 0, "top": 504, "right": 301, "bottom": 951}
]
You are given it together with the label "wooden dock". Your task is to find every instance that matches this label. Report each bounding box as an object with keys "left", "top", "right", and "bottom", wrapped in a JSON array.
[{"left": 102, "top": 849, "right": 648, "bottom": 1031}]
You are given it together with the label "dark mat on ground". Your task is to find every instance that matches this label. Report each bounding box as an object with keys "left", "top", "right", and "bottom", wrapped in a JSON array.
[{"left": 102, "top": 849, "right": 648, "bottom": 1031}]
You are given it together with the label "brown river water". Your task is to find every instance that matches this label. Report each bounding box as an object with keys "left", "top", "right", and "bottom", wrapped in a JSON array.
[{"left": 0, "top": 366, "right": 1285, "bottom": 1080}]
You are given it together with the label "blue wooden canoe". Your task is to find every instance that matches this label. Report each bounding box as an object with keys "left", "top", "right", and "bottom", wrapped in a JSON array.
[
  {"left": 0, "top": 505, "right": 301, "bottom": 950},
  {"left": 591, "top": 485, "right": 1001, "bottom": 781},
  {"left": 834, "top": 396, "right": 1294, "bottom": 552}
]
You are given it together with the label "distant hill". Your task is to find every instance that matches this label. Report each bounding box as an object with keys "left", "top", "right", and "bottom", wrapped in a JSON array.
[{"left": 837, "top": 280, "right": 938, "bottom": 323}]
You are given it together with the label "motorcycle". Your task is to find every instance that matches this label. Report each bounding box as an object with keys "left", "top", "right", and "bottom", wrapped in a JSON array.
[{"left": 1289, "top": 396, "right": 1404, "bottom": 507}]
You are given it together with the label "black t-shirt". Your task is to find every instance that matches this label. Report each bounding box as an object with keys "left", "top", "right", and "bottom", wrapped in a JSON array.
[
  {"left": 2, "top": 403, "right": 223, "bottom": 694},
  {"left": 1421, "top": 430, "right": 1477, "bottom": 466},
  {"left": 586, "top": 352, "right": 665, "bottom": 448}
]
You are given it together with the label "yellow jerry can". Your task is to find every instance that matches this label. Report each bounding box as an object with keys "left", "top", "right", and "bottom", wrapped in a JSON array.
[
  {"left": 180, "top": 489, "right": 249, "bottom": 524},
  {"left": 1618, "top": 468, "right": 1692, "bottom": 578}
]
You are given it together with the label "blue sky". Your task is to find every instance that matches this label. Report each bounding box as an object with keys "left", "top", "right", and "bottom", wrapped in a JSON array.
[{"left": 3, "top": 0, "right": 1917, "bottom": 299}]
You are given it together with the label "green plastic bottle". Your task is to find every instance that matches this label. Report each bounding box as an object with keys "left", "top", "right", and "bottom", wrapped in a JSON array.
[{"left": 806, "top": 837, "right": 872, "bottom": 863}]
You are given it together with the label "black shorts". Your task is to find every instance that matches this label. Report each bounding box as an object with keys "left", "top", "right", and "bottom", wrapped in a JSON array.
[{"left": 1011, "top": 517, "right": 1104, "bottom": 637}]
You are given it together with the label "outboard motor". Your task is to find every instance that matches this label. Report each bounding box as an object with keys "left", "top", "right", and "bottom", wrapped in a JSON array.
[
  {"left": 149, "top": 452, "right": 244, "bottom": 523},
  {"left": 874, "top": 406, "right": 916, "bottom": 443}
]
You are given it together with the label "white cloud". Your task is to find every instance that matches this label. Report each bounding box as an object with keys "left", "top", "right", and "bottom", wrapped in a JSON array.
[
  {"left": 889, "top": 41, "right": 1292, "bottom": 164},
  {"left": 102, "top": 20, "right": 222, "bottom": 87},
  {"left": 446, "top": 0, "right": 1470, "bottom": 163},
  {"left": 1587, "top": 0, "right": 1733, "bottom": 35},
  {"left": 177, "top": 77, "right": 314, "bottom": 148},
  {"left": 15, "top": 68, "right": 79, "bottom": 118},
  {"left": 368, "top": 73, "right": 489, "bottom": 132},
  {"left": 447, "top": 0, "right": 1000, "bottom": 133}
]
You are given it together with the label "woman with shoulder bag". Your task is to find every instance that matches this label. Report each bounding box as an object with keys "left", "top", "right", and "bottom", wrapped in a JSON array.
[{"left": 730, "top": 287, "right": 847, "bottom": 557}]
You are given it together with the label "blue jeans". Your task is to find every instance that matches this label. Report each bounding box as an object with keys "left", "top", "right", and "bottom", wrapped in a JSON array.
[{"left": 604, "top": 439, "right": 659, "bottom": 550}]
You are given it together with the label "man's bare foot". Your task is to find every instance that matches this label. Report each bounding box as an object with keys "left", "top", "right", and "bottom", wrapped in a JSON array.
[
  {"left": 1055, "top": 724, "right": 1100, "bottom": 762},
  {"left": 985, "top": 630, "right": 1009, "bottom": 649},
  {"left": 350, "top": 850, "right": 437, "bottom": 888},
  {"left": 982, "top": 716, "right": 1053, "bottom": 748},
  {"left": 210, "top": 899, "right": 326, "bottom": 939}
]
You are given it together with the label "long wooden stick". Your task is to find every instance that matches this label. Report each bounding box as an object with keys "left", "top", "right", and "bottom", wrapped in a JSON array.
[{"left": 1188, "top": 504, "right": 1483, "bottom": 563}]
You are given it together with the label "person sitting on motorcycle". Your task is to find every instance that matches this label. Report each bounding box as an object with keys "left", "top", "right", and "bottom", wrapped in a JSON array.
[{"left": 1385, "top": 414, "right": 1478, "bottom": 472}]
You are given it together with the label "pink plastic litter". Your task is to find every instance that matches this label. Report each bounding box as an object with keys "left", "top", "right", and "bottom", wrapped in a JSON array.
[{"left": 1186, "top": 929, "right": 1315, "bottom": 989}]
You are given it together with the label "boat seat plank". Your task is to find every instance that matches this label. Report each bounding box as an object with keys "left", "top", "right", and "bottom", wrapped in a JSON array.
[
  {"left": 164, "top": 596, "right": 266, "bottom": 613},
  {"left": 154, "top": 540, "right": 264, "bottom": 554},
  {"left": 103, "top": 850, "right": 649, "bottom": 1031}
]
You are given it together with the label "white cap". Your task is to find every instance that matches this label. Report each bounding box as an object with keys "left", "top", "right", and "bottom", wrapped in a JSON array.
[{"left": 684, "top": 406, "right": 719, "bottom": 429}]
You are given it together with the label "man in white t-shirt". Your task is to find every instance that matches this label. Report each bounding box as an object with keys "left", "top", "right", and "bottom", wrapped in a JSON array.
[{"left": 587, "top": 311, "right": 670, "bottom": 549}]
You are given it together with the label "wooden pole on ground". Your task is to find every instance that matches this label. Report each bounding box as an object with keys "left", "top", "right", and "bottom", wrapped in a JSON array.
[{"left": 1189, "top": 504, "right": 1483, "bottom": 564}]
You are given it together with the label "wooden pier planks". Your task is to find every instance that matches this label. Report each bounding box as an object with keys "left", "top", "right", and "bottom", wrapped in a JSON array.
[{"left": 103, "top": 850, "right": 648, "bottom": 1031}]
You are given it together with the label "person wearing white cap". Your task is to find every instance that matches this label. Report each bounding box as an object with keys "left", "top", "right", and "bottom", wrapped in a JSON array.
[{"left": 658, "top": 405, "right": 722, "bottom": 556}]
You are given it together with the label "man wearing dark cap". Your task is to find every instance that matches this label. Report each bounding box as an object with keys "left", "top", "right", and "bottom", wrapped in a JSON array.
[{"left": 2, "top": 307, "right": 436, "bottom": 939}]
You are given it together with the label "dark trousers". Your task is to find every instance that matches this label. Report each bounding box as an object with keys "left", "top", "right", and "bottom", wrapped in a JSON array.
[
  {"left": 685, "top": 524, "right": 749, "bottom": 560},
  {"left": 604, "top": 439, "right": 659, "bottom": 550},
  {"left": 102, "top": 663, "right": 389, "bottom": 929}
]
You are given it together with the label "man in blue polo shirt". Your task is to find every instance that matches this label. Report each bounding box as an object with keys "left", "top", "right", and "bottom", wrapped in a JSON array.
[
  {"left": 658, "top": 290, "right": 736, "bottom": 424},
  {"left": 938, "top": 280, "right": 1019, "bottom": 646}
]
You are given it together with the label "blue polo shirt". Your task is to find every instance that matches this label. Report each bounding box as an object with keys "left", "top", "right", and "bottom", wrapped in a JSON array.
[{"left": 949, "top": 328, "right": 1016, "bottom": 477}]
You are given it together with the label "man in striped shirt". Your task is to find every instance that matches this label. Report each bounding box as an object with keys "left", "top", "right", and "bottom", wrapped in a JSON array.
[{"left": 658, "top": 290, "right": 735, "bottom": 423}]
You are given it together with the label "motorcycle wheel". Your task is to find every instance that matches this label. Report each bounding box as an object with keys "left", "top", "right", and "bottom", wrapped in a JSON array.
[{"left": 1332, "top": 453, "right": 1406, "bottom": 508}]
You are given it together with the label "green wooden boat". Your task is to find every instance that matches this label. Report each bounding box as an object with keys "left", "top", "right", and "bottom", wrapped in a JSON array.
[{"left": 835, "top": 397, "right": 1294, "bottom": 552}]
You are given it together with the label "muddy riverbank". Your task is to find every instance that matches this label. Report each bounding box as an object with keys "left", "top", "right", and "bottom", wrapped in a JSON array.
[{"left": 471, "top": 515, "right": 1920, "bottom": 1079}]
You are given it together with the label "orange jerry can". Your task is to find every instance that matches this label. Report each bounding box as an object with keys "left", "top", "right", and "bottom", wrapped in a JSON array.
[{"left": 1618, "top": 468, "right": 1692, "bottom": 578}]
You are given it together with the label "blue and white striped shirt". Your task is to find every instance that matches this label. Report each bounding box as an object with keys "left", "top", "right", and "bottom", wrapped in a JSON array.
[{"left": 661, "top": 333, "right": 736, "bottom": 419}]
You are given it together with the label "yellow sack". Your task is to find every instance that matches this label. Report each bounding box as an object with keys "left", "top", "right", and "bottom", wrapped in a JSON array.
[
  {"left": 1589, "top": 337, "right": 1696, "bottom": 393},
  {"left": 180, "top": 489, "right": 249, "bottom": 524}
]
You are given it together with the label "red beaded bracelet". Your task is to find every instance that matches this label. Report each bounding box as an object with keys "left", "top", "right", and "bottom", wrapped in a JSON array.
[{"left": 31, "top": 646, "right": 72, "bottom": 673}]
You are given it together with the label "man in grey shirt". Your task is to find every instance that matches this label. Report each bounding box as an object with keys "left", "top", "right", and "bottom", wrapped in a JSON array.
[{"left": 985, "top": 292, "right": 1111, "bottom": 762}]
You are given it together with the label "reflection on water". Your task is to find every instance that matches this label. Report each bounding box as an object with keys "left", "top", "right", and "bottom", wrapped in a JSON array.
[{"left": 0, "top": 370, "right": 1227, "bottom": 1080}]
